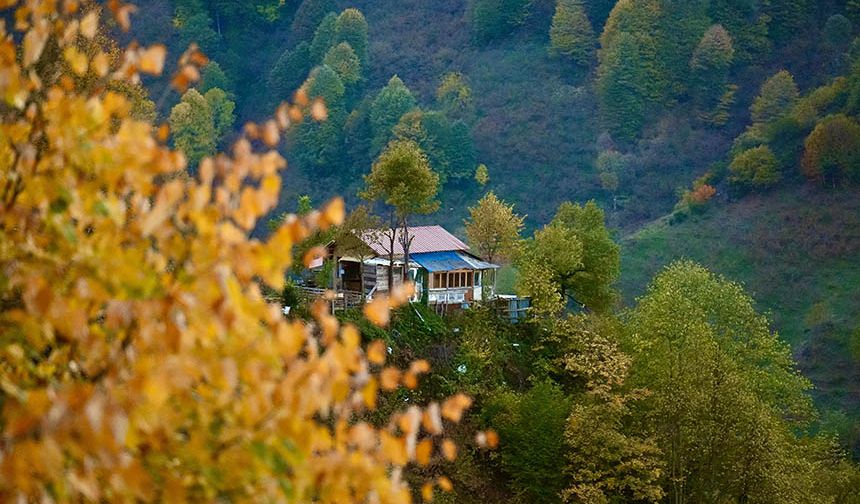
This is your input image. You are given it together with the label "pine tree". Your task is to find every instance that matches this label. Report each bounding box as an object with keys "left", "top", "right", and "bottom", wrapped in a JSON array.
[
  {"left": 334, "top": 9, "right": 369, "bottom": 66},
  {"left": 369, "top": 75, "right": 417, "bottom": 154},
  {"left": 323, "top": 42, "right": 362, "bottom": 86},
  {"left": 204, "top": 87, "right": 236, "bottom": 147},
  {"left": 268, "top": 41, "right": 312, "bottom": 101},
  {"left": 309, "top": 12, "right": 338, "bottom": 63},
  {"left": 750, "top": 70, "right": 800, "bottom": 124},
  {"left": 690, "top": 25, "right": 735, "bottom": 113},
  {"left": 290, "top": 0, "right": 337, "bottom": 40},
  {"left": 549, "top": 0, "right": 596, "bottom": 66}
]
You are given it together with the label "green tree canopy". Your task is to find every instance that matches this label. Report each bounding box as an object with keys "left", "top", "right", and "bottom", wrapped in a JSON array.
[
  {"left": 268, "top": 41, "right": 311, "bottom": 101},
  {"left": 369, "top": 75, "right": 417, "bottom": 153},
  {"left": 203, "top": 88, "right": 236, "bottom": 147},
  {"left": 549, "top": 0, "right": 596, "bottom": 65},
  {"left": 465, "top": 191, "right": 525, "bottom": 264},
  {"left": 200, "top": 61, "right": 233, "bottom": 97},
  {"left": 169, "top": 88, "right": 216, "bottom": 168},
  {"left": 626, "top": 261, "right": 823, "bottom": 503},
  {"left": 436, "top": 72, "right": 473, "bottom": 118},
  {"left": 751, "top": 70, "right": 800, "bottom": 124},
  {"left": 517, "top": 201, "right": 619, "bottom": 314},
  {"left": 334, "top": 9, "right": 369, "bottom": 66},
  {"left": 393, "top": 110, "right": 477, "bottom": 183},
  {"left": 309, "top": 12, "right": 338, "bottom": 63},
  {"left": 290, "top": 0, "right": 337, "bottom": 40},
  {"left": 730, "top": 145, "right": 780, "bottom": 187},
  {"left": 362, "top": 139, "right": 440, "bottom": 220},
  {"left": 469, "top": 0, "right": 533, "bottom": 43},
  {"left": 323, "top": 42, "right": 362, "bottom": 86}
]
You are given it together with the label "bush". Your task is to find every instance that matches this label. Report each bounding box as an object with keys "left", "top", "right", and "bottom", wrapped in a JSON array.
[{"left": 729, "top": 145, "right": 780, "bottom": 188}]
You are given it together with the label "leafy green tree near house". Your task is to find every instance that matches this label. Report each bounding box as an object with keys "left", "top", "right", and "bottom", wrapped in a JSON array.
[
  {"left": 549, "top": 0, "right": 595, "bottom": 66},
  {"left": 517, "top": 201, "right": 619, "bottom": 314},
  {"left": 465, "top": 191, "right": 525, "bottom": 265},
  {"left": 370, "top": 76, "right": 417, "bottom": 154},
  {"left": 361, "top": 140, "right": 440, "bottom": 291}
]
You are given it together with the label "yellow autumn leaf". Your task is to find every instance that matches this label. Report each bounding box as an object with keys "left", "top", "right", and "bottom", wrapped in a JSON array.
[{"left": 139, "top": 45, "right": 167, "bottom": 76}]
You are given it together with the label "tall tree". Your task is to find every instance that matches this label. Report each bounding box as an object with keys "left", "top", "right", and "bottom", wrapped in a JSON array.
[
  {"left": 626, "top": 261, "right": 823, "bottom": 503},
  {"left": 200, "top": 61, "right": 233, "bottom": 97},
  {"left": 436, "top": 72, "right": 473, "bottom": 119},
  {"left": 369, "top": 75, "right": 417, "bottom": 154},
  {"left": 690, "top": 24, "right": 735, "bottom": 114},
  {"left": 335, "top": 205, "right": 382, "bottom": 299},
  {"left": 309, "top": 12, "right": 338, "bottom": 63},
  {"left": 204, "top": 87, "right": 236, "bottom": 148},
  {"left": 517, "top": 201, "right": 619, "bottom": 313},
  {"left": 465, "top": 191, "right": 525, "bottom": 265},
  {"left": 361, "top": 140, "right": 440, "bottom": 290},
  {"left": 334, "top": 9, "right": 369, "bottom": 66},
  {"left": 549, "top": 0, "right": 596, "bottom": 66},
  {"left": 393, "top": 110, "right": 477, "bottom": 183},
  {"left": 268, "top": 41, "right": 311, "bottom": 101},
  {"left": 750, "top": 70, "right": 800, "bottom": 125},
  {"left": 295, "top": 65, "right": 346, "bottom": 170},
  {"left": 290, "top": 0, "right": 337, "bottom": 40},
  {"left": 323, "top": 42, "right": 362, "bottom": 86},
  {"left": 169, "top": 88, "right": 217, "bottom": 169}
]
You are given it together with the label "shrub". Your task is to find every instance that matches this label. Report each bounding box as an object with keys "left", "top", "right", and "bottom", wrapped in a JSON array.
[{"left": 729, "top": 145, "right": 780, "bottom": 188}]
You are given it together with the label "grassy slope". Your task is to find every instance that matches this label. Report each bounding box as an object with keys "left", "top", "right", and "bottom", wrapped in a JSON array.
[{"left": 620, "top": 183, "right": 860, "bottom": 425}]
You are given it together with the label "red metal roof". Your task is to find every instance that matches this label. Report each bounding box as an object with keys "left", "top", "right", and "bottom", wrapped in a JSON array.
[{"left": 363, "top": 225, "right": 470, "bottom": 256}]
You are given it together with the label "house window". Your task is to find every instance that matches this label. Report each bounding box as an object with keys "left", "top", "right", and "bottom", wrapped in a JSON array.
[{"left": 474, "top": 272, "right": 481, "bottom": 286}]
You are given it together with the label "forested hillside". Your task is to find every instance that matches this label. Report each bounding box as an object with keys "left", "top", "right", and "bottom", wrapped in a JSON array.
[
  {"left": 3, "top": 1, "right": 860, "bottom": 502},
  {"left": 126, "top": 0, "right": 860, "bottom": 451}
]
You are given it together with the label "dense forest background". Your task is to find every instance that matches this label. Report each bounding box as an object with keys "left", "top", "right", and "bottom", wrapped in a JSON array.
[{"left": 128, "top": 0, "right": 860, "bottom": 464}]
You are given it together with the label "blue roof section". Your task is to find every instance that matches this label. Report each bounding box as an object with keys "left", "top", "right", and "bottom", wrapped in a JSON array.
[{"left": 411, "top": 251, "right": 499, "bottom": 272}]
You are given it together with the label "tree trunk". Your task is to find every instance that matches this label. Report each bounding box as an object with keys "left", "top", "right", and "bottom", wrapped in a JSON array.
[{"left": 401, "top": 217, "right": 411, "bottom": 290}]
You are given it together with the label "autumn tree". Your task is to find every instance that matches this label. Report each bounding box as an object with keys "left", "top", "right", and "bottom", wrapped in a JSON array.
[
  {"left": 465, "top": 191, "right": 525, "bottom": 265},
  {"left": 334, "top": 9, "right": 369, "bottom": 66},
  {"left": 549, "top": 0, "right": 595, "bottom": 66},
  {"left": 0, "top": 4, "right": 474, "bottom": 502},
  {"left": 370, "top": 75, "right": 417, "bottom": 154},
  {"left": 751, "top": 70, "right": 800, "bottom": 125},
  {"left": 169, "top": 88, "right": 217, "bottom": 168},
  {"left": 362, "top": 140, "right": 440, "bottom": 290},
  {"left": 801, "top": 114, "right": 860, "bottom": 184},
  {"left": 730, "top": 145, "right": 780, "bottom": 188},
  {"left": 595, "top": 149, "right": 627, "bottom": 202}
]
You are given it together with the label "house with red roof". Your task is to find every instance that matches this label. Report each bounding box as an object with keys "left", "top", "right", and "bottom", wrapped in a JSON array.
[{"left": 310, "top": 225, "right": 499, "bottom": 308}]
